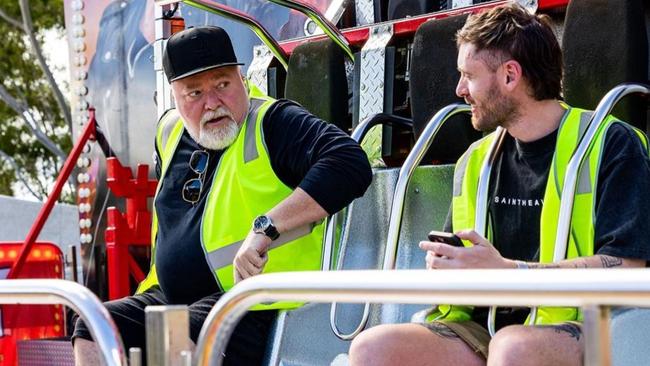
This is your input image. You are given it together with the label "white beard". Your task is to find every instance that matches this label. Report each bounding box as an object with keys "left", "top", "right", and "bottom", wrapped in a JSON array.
[{"left": 188, "top": 108, "right": 242, "bottom": 150}]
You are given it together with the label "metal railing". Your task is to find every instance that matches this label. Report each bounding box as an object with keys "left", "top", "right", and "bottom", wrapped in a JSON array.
[
  {"left": 194, "top": 268, "right": 650, "bottom": 366},
  {"left": 0, "top": 279, "right": 126, "bottom": 365},
  {"left": 327, "top": 113, "right": 413, "bottom": 339}
]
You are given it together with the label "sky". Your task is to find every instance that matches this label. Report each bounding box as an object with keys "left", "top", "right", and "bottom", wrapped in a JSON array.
[{"left": 43, "top": 28, "right": 70, "bottom": 93}]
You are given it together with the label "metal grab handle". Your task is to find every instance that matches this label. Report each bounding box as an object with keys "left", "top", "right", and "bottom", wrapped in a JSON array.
[
  {"left": 553, "top": 83, "right": 650, "bottom": 260},
  {"left": 0, "top": 279, "right": 126, "bottom": 366},
  {"left": 328, "top": 113, "right": 413, "bottom": 340},
  {"left": 473, "top": 127, "right": 507, "bottom": 337},
  {"left": 155, "top": 0, "right": 290, "bottom": 70},
  {"left": 193, "top": 268, "right": 650, "bottom": 366},
  {"left": 383, "top": 104, "right": 470, "bottom": 271},
  {"left": 268, "top": 0, "right": 355, "bottom": 61},
  {"left": 330, "top": 104, "right": 469, "bottom": 339},
  {"left": 527, "top": 84, "right": 650, "bottom": 327}
]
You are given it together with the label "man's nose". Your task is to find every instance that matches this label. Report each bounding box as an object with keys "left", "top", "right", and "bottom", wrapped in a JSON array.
[
  {"left": 455, "top": 79, "right": 467, "bottom": 98},
  {"left": 204, "top": 89, "right": 222, "bottom": 110}
]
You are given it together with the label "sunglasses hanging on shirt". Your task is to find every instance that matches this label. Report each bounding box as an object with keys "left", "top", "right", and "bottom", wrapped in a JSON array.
[{"left": 182, "top": 150, "right": 209, "bottom": 204}]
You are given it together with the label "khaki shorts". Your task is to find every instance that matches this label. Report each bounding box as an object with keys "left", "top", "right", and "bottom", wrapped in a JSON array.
[
  {"left": 421, "top": 320, "right": 491, "bottom": 359},
  {"left": 421, "top": 320, "right": 583, "bottom": 359}
]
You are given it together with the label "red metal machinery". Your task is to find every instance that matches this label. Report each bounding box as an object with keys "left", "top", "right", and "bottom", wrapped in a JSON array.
[
  {"left": 0, "top": 243, "right": 65, "bottom": 365},
  {"left": 104, "top": 159, "right": 157, "bottom": 300},
  {"left": 0, "top": 110, "right": 99, "bottom": 366},
  {"left": 279, "top": 0, "right": 570, "bottom": 53}
]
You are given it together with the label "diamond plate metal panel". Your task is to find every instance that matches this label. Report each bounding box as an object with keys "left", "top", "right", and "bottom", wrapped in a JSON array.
[
  {"left": 359, "top": 24, "right": 393, "bottom": 167},
  {"left": 247, "top": 45, "right": 274, "bottom": 95},
  {"left": 355, "top": 0, "right": 375, "bottom": 26},
  {"left": 17, "top": 340, "right": 74, "bottom": 366},
  {"left": 452, "top": 0, "right": 473, "bottom": 8}
]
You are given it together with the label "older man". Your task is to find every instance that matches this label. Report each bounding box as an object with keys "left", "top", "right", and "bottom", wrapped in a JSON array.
[{"left": 73, "top": 26, "right": 371, "bottom": 365}]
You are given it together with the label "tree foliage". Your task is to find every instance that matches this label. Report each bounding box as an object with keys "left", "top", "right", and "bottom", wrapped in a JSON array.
[{"left": 0, "top": 0, "right": 73, "bottom": 201}]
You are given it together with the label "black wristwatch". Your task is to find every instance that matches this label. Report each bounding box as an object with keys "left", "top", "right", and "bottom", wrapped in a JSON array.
[{"left": 253, "top": 215, "right": 280, "bottom": 241}]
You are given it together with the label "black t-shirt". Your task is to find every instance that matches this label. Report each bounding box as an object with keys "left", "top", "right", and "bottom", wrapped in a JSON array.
[
  {"left": 153, "top": 100, "right": 371, "bottom": 304},
  {"left": 445, "top": 122, "right": 650, "bottom": 328}
]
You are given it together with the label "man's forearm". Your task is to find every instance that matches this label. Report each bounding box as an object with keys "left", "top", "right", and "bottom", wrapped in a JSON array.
[
  {"left": 266, "top": 187, "right": 328, "bottom": 234},
  {"left": 522, "top": 255, "right": 644, "bottom": 269}
]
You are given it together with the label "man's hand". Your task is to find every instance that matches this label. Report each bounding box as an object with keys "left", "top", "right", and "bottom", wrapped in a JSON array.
[
  {"left": 419, "top": 229, "right": 516, "bottom": 269},
  {"left": 234, "top": 230, "right": 272, "bottom": 283}
]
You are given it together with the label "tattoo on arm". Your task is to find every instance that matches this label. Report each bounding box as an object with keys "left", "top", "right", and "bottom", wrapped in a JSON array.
[
  {"left": 525, "top": 256, "right": 619, "bottom": 269},
  {"left": 422, "top": 322, "right": 460, "bottom": 339},
  {"left": 548, "top": 323, "right": 582, "bottom": 341},
  {"left": 599, "top": 255, "right": 623, "bottom": 268}
]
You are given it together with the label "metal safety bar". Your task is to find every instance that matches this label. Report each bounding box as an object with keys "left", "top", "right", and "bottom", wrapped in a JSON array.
[
  {"left": 267, "top": 0, "right": 355, "bottom": 61},
  {"left": 520, "top": 83, "right": 650, "bottom": 328},
  {"left": 328, "top": 113, "right": 413, "bottom": 340},
  {"left": 473, "top": 127, "right": 506, "bottom": 240},
  {"left": 384, "top": 105, "right": 470, "bottom": 274},
  {"left": 473, "top": 126, "right": 508, "bottom": 337},
  {"left": 331, "top": 104, "right": 470, "bottom": 340},
  {"left": 154, "top": 0, "right": 289, "bottom": 70},
  {"left": 194, "top": 268, "right": 650, "bottom": 366},
  {"left": 0, "top": 279, "right": 126, "bottom": 365},
  {"left": 553, "top": 83, "right": 650, "bottom": 261}
]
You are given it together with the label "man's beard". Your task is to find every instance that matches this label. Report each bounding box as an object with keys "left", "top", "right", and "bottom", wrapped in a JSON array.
[
  {"left": 189, "top": 107, "right": 242, "bottom": 150},
  {"left": 470, "top": 83, "right": 517, "bottom": 132}
]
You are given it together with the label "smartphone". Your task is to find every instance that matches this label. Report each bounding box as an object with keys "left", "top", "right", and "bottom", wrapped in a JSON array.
[{"left": 427, "top": 230, "right": 464, "bottom": 247}]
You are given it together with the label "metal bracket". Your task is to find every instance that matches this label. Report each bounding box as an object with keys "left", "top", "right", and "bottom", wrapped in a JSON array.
[
  {"left": 247, "top": 45, "right": 274, "bottom": 95},
  {"left": 359, "top": 24, "right": 393, "bottom": 166}
]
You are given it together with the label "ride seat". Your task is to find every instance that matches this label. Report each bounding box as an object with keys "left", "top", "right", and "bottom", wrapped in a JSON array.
[
  {"left": 387, "top": 0, "right": 441, "bottom": 20},
  {"left": 410, "top": 14, "right": 481, "bottom": 164},
  {"left": 284, "top": 38, "right": 351, "bottom": 131},
  {"left": 562, "top": 0, "right": 648, "bottom": 133}
]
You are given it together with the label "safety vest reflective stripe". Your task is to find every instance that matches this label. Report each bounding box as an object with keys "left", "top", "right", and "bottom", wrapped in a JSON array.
[{"left": 206, "top": 223, "right": 314, "bottom": 270}]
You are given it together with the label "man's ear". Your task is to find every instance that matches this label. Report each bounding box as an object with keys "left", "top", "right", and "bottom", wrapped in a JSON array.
[
  {"left": 502, "top": 60, "right": 522, "bottom": 90},
  {"left": 241, "top": 73, "right": 250, "bottom": 94}
]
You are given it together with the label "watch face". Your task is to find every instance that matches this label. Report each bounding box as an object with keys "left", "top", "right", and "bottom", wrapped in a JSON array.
[{"left": 254, "top": 215, "right": 270, "bottom": 232}]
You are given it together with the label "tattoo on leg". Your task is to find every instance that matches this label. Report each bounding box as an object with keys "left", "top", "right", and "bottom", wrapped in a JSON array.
[
  {"left": 600, "top": 255, "right": 623, "bottom": 268},
  {"left": 550, "top": 323, "right": 582, "bottom": 341},
  {"left": 422, "top": 322, "right": 460, "bottom": 339}
]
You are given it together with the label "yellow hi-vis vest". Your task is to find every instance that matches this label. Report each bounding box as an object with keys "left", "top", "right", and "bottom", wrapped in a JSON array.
[
  {"left": 431, "top": 105, "right": 649, "bottom": 325},
  {"left": 137, "top": 85, "right": 325, "bottom": 310}
]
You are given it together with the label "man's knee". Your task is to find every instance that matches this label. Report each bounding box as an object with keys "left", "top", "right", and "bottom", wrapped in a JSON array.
[
  {"left": 349, "top": 325, "right": 402, "bottom": 366},
  {"left": 488, "top": 325, "right": 532, "bottom": 365}
]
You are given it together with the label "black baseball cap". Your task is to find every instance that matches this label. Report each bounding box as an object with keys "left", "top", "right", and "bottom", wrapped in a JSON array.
[{"left": 163, "top": 26, "right": 243, "bottom": 82}]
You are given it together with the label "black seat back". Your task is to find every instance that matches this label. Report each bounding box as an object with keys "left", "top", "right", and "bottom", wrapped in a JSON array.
[
  {"left": 562, "top": 0, "right": 648, "bottom": 132},
  {"left": 284, "top": 39, "right": 350, "bottom": 130},
  {"left": 410, "top": 14, "right": 481, "bottom": 164},
  {"left": 387, "top": 0, "right": 442, "bottom": 20}
]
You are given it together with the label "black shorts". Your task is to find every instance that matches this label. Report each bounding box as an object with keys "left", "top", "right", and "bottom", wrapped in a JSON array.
[{"left": 72, "top": 286, "right": 276, "bottom": 365}]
